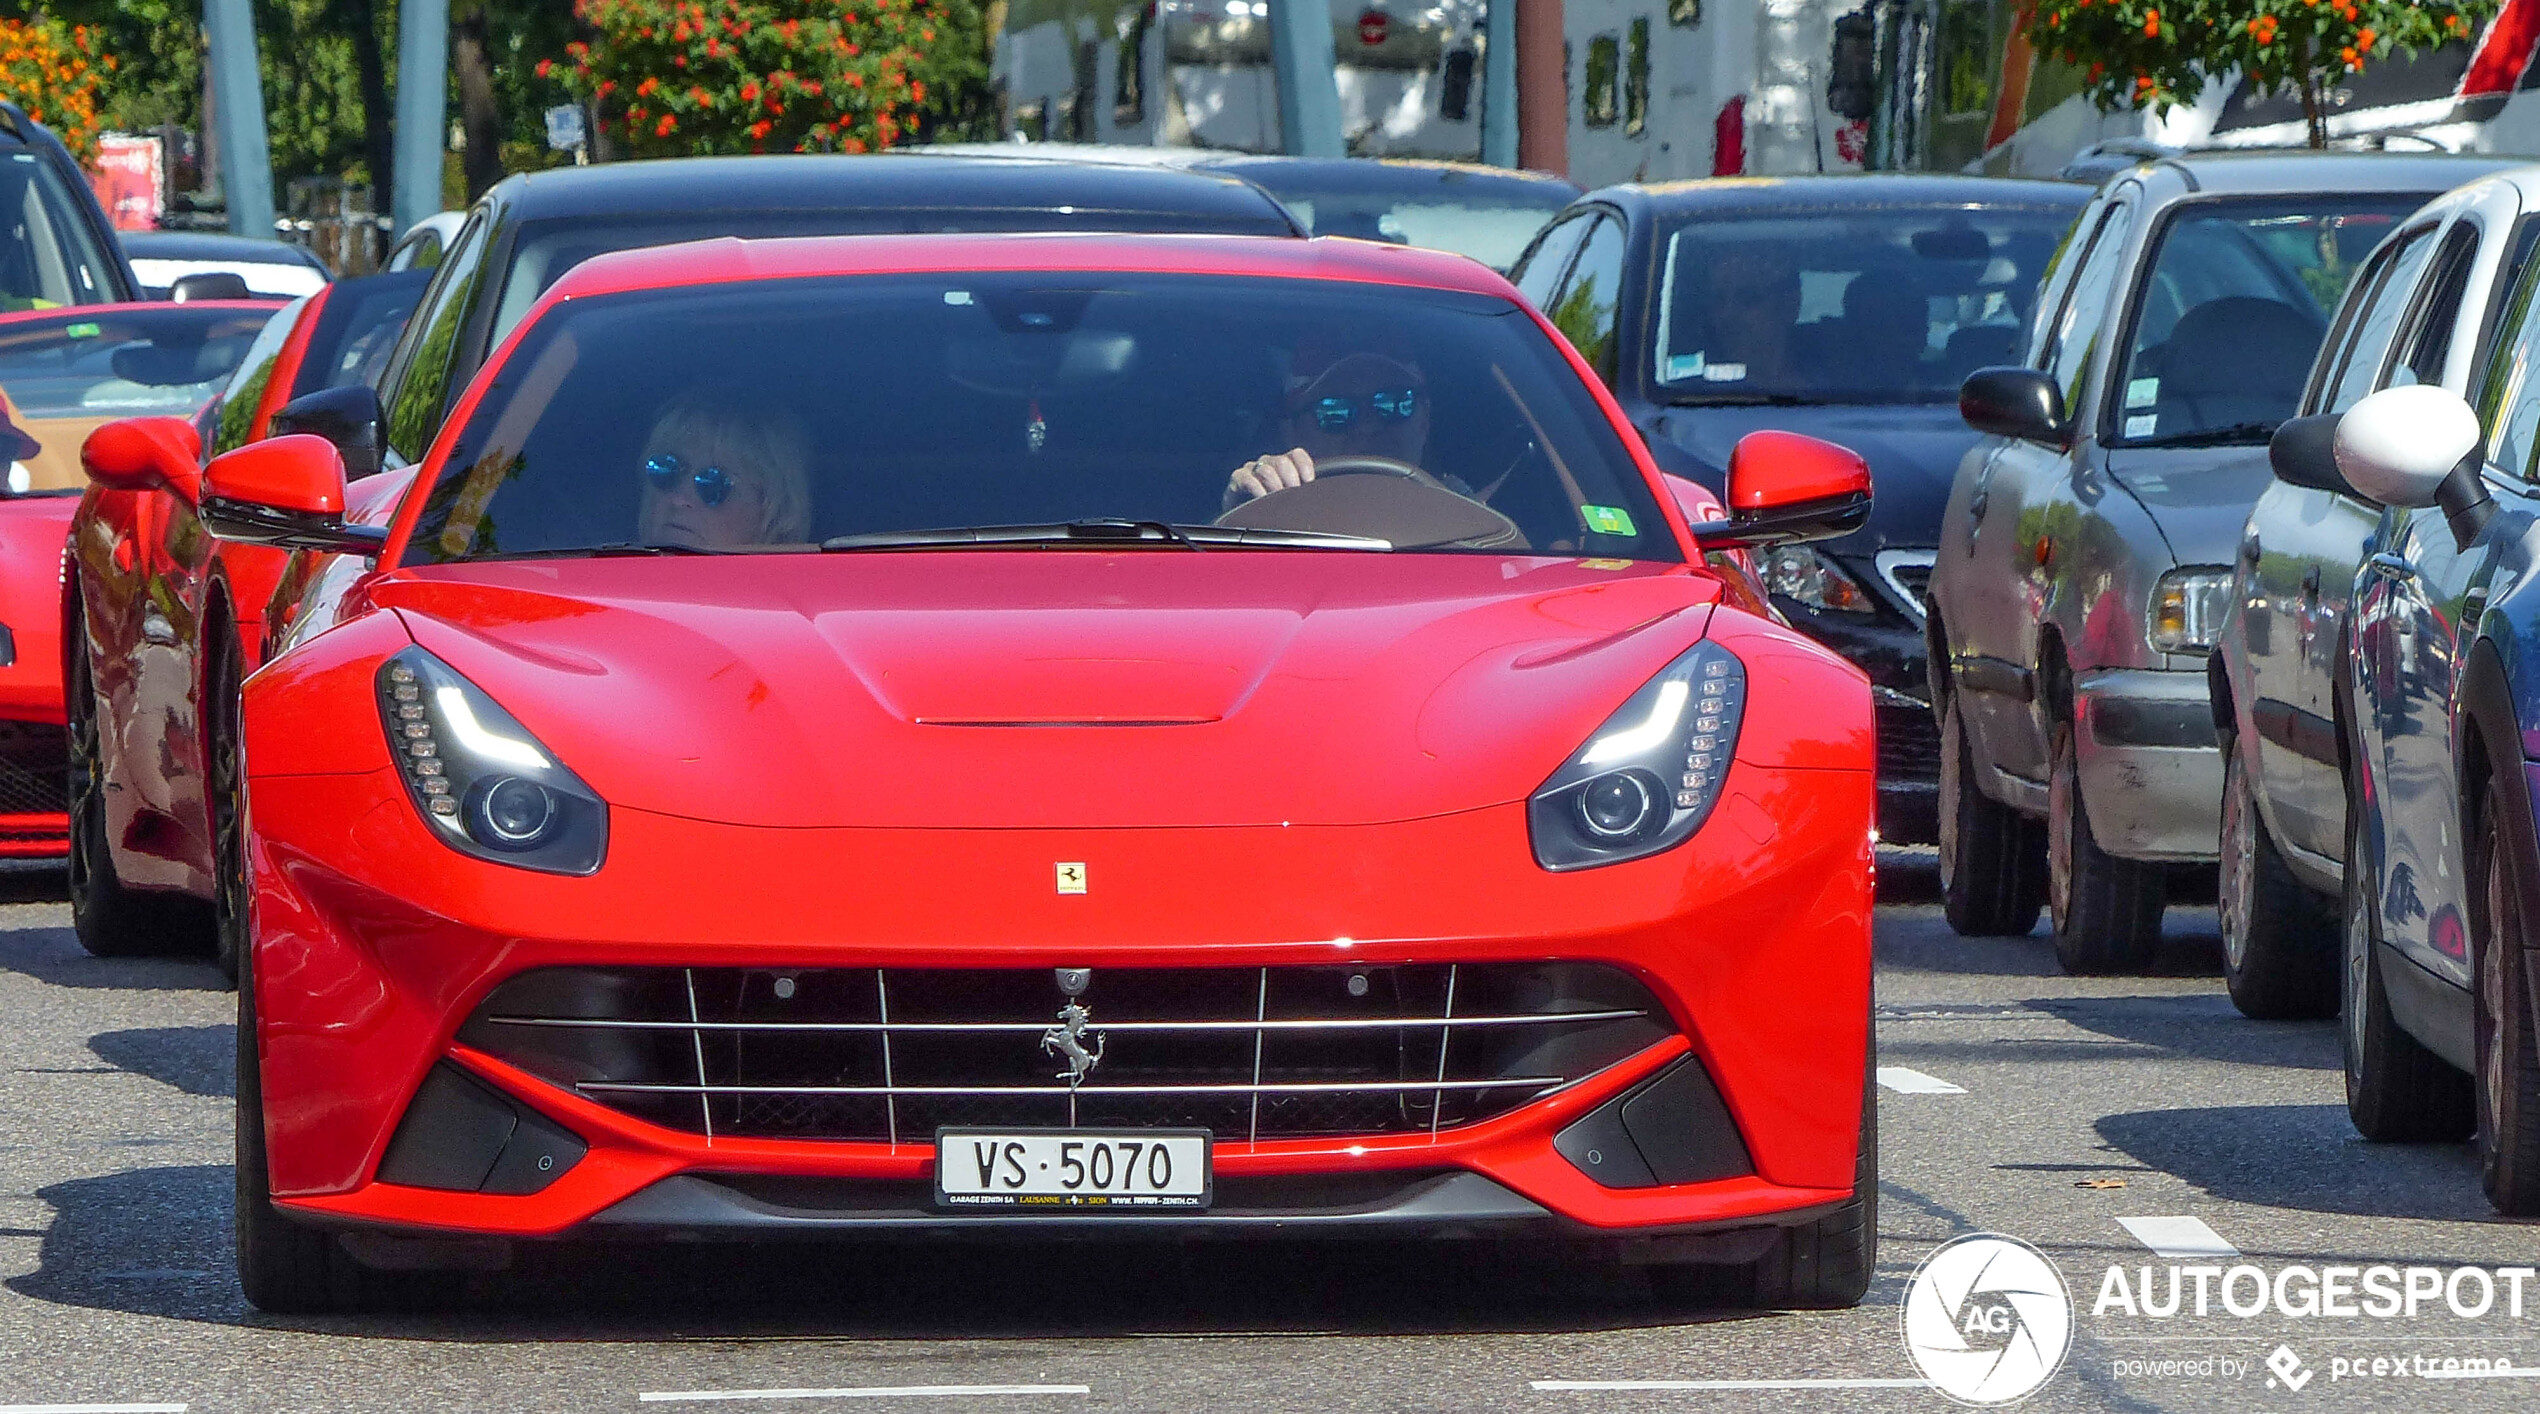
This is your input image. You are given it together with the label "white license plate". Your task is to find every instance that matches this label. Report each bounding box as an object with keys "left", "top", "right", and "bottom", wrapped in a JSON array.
[{"left": 934, "top": 1128, "right": 1212, "bottom": 1209}]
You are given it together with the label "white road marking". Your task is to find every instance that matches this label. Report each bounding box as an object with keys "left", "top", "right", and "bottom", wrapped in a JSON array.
[
  {"left": 638, "top": 1387, "right": 1088, "bottom": 1404},
  {"left": 1875, "top": 1066, "right": 1966, "bottom": 1094},
  {"left": 1533, "top": 1379, "right": 1929, "bottom": 1391},
  {"left": 2117, "top": 1215, "right": 2239, "bottom": 1258},
  {"left": 0, "top": 1405, "right": 188, "bottom": 1413}
]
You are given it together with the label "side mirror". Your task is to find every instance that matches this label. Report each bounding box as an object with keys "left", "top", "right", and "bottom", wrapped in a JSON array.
[
  {"left": 2268, "top": 413, "right": 2350, "bottom": 495},
  {"left": 169, "top": 271, "right": 253, "bottom": 303},
  {"left": 200, "top": 434, "right": 389, "bottom": 554},
  {"left": 2336, "top": 383, "right": 2493, "bottom": 545},
  {"left": 1960, "top": 366, "right": 2071, "bottom": 447},
  {"left": 81, "top": 416, "right": 203, "bottom": 502},
  {"left": 268, "top": 384, "right": 383, "bottom": 480},
  {"left": 1694, "top": 430, "right": 1872, "bottom": 550}
]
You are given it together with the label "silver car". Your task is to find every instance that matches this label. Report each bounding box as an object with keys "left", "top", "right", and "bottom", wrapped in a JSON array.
[
  {"left": 2212, "top": 164, "right": 2533, "bottom": 1019},
  {"left": 1927, "top": 152, "right": 2498, "bottom": 973}
]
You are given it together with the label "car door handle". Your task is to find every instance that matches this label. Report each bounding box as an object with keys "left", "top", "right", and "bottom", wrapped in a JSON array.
[
  {"left": 2301, "top": 565, "right": 2322, "bottom": 598},
  {"left": 2366, "top": 553, "right": 2416, "bottom": 583},
  {"left": 2241, "top": 529, "right": 2262, "bottom": 564}
]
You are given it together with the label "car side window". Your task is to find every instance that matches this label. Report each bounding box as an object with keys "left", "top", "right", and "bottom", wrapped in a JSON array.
[
  {"left": 1546, "top": 215, "right": 1626, "bottom": 378},
  {"left": 206, "top": 295, "right": 312, "bottom": 458},
  {"left": 2321, "top": 226, "right": 2437, "bottom": 414},
  {"left": 2475, "top": 250, "right": 2540, "bottom": 478},
  {"left": 2390, "top": 223, "right": 2480, "bottom": 391},
  {"left": 380, "top": 212, "right": 493, "bottom": 467},
  {"left": 2040, "top": 201, "right": 2134, "bottom": 416},
  {"left": 1512, "top": 214, "right": 1593, "bottom": 312}
]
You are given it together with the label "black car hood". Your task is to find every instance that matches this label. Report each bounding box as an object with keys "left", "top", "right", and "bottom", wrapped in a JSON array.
[{"left": 1635, "top": 401, "right": 1981, "bottom": 557}]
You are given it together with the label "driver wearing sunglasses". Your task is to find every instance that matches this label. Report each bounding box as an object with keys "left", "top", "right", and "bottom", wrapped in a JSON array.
[
  {"left": 636, "top": 391, "right": 814, "bottom": 550},
  {"left": 1223, "top": 350, "right": 1431, "bottom": 510}
]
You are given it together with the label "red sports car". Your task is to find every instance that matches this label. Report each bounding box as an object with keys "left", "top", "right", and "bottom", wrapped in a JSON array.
[
  {"left": 0, "top": 300, "right": 284, "bottom": 861},
  {"left": 98, "top": 233, "right": 1877, "bottom": 1312},
  {"left": 66, "top": 273, "right": 425, "bottom": 962}
]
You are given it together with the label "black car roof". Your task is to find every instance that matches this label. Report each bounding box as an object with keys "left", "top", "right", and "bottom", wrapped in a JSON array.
[
  {"left": 1589, "top": 173, "right": 2091, "bottom": 219},
  {"left": 492, "top": 154, "right": 1304, "bottom": 232},
  {"left": 1198, "top": 155, "right": 1579, "bottom": 201},
  {"left": 121, "top": 231, "right": 332, "bottom": 267}
]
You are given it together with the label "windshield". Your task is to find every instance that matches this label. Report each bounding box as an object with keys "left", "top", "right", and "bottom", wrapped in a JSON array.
[
  {"left": 1223, "top": 165, "right": 1577, "bottom": 271},
  {"left": 411, "top": 270, "right": 1674, "bottom": 564},
  {"left": 486, "top": 204, "right": 1298, "bottom": 347},
  {"left": 2110, "top": 196, "right": 2424, "bottom": 446},
  {"left": 0, "top": 305, "right": 278, "bottom": 418},
  {"left": 0, "top": 146, "right": 120, "bottom": 309},
  {"left": 1651, "top": 203, "right": 2082, "bottom": 404}
]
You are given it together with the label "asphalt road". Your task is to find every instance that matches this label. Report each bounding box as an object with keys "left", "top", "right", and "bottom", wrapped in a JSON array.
[{"left": 3, "top": 854, "right": 2536, "bottom": 1413}]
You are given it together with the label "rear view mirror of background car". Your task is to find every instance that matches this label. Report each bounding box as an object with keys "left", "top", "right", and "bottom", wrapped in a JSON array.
[
  {"left": 200, "top": 434, "right": 388, "bottom": 554},
  {"left": 2334, "top": 384, "right": 2480, "bottom": 510},
  {"left": 2267, "top": 413, "right": 2353, "bottom": 497},
  {"left": 1694, "top": 430, "right": 1872, "bottom": 550},
  {"left": 169, "top": 271, "right": 253, "bottom": 303},
  {"left": 80, "top": 416, "right": 203, "bottom": 502},
  {"left": 271, "top": 385, "right": 385, "bottom": 480},
  {"left": 1959, "top": 366, "right": 2070, "bottom": 447},
  {"left": 1911, "top": 226, "right": 1993, "bottom": 262}
]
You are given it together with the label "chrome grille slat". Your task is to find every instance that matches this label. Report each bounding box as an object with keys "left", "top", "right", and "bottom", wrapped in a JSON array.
[
  {"left": 481, "top": 1009, "right": 1650, "bottom": 1034},
  {"left": 577, "top": 1076, "right": 1567, "bottom": 1097},
  {"left": 461, "top": 963, "right": 1676, "bottom": 1144}
]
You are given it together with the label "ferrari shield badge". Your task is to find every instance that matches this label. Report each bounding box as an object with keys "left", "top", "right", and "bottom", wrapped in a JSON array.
[{"left": 1055, "top": 862, "right": 1087, "bottom": 894}]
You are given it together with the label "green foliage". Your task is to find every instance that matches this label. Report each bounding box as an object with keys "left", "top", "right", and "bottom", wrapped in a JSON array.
[
  {"left": 552, "top": 0, "right": 989, "bottom": 154},
  {"left": 2024, "top": 0, "right": 2500, "bottom": 144}
]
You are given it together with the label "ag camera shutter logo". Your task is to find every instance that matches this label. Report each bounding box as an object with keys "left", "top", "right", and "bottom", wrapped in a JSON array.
[{"left": 1903, "top": 1233, "right": 2075, "bottom": 1404}]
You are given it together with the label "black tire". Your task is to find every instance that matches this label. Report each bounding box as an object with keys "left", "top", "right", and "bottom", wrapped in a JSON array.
[
  {"left": 2342, "top": 804, "right": 2474, "bottom": 1142},
  {"left": 65, "top": 617, "right": 207, "bottom": 959},
  {"left": 235, "top": 937, "right": 448, "bottom": 1314},
  {"left": 2046, "top": 720, "right": 2164, "bottom": 974},
  {"left": 1937, "top": 695, "right": 2045, "bottom": 937},
  {"left": 2471, "top": 799, "right": 2540, "bottom": 1215},
  {"left": 2218, "top": 735, "right": 2338, "bottom": 1019},
  {"left": 1652, "top": 1069, "right": 1877, "bottom": 1310},
  {"left": 208, "top": 621, "right": 247, "bottom": 984}
]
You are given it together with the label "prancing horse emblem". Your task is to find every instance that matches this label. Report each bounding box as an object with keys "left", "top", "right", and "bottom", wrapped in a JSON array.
[{"left": 1041, "top": 967, "right": 1104, "bottom": 1086}]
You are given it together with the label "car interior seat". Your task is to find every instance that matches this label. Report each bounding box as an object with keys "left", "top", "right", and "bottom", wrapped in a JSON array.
[{"left": 2146, "top": 296, "right": 2324, "bottom": 436}]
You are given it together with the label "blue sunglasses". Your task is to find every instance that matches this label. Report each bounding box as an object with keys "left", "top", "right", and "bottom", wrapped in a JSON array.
[
  {"left": 644, "top": 453, "right": 734, "bottom": 508},
  {"left": 1309, "top": 388, "right": 1418, "bottom": 432}
]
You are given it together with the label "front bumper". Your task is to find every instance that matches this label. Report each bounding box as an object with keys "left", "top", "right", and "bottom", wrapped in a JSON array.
[
  {"left": 242, "top": 760, "right": 1875, "bottom": 1244},
  {"left": 2074, "top": 667, "right": 2223, "bottom": 863}
]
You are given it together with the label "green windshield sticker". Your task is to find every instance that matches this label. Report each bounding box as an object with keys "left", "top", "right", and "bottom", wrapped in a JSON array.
[
  {"left": 2126, "top": 376, "right": 2159, "bottom": 409},
  {"left": 1582, "top": 505, "right": 1636, "bottom": 536},
  {"left": 65, "top": 322, "right": 99, "bottom": 338}
]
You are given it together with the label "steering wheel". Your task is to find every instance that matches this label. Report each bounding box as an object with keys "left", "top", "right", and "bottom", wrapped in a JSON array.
[{"left": 1305, "top": 455, "right": 1447, "bottom": 489}]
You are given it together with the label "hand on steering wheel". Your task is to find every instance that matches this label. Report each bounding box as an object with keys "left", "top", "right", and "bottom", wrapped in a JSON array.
[{"left": 1225, "top": 449, "right": 1443, "bottom": 509}]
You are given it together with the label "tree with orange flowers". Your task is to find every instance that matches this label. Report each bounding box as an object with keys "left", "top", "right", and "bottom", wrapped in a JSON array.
[
  {"left": 551, "top": 0, "right": 986, "bottom": 156},
  {"left": 0, "top": 16, "right": 111, "bottom": 163},
  {"left": 2027, "top": 0, "right": 2500, "bottom": 147}
]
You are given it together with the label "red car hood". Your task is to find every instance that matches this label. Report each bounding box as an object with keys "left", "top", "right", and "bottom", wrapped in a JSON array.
[{"left": 372, "top": 554, "right": 1722, "bottom": 829}]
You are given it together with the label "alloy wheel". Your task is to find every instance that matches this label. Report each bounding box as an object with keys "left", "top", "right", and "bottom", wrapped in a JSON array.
[
  {"left": 1936, "top": 705, "right": 1962, "bottom": 894},
  {"left": 2219, "top": 752, "right": 2255, "bottom": 974},
  {"left": 2045, "top": 729, "right": 2075, "bottom": 931},
  {"left": 2344, "top": 824, "right": 2373, "bottom": 1078}
]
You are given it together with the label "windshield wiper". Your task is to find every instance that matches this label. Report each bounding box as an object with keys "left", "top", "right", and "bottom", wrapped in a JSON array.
[
  {"left": 576, "top": 541, "right": 734, "bottom": 556},
  {"left": 1662, "top": 391, "right": 1830, "bottom": 408},
  {"left": 2126, "top": 421, "right": 2280, "bottom": 448},
  {"left": 822, "top": 521, "right": 1392, "bottom": 552}
]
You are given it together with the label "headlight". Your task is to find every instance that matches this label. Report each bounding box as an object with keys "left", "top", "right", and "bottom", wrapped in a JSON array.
[
  {"left": 1760, "top": 545, "right": 1876, "bottom": 615},
  {"left": 2147, "top": 567, "right": 2233, "bottom": 654},
  {"left": 376, "top": 647, "right": 607, "bottom": 874},
  {"left": 1528, "top": 641, "right": 1746, "bottom": 871}
]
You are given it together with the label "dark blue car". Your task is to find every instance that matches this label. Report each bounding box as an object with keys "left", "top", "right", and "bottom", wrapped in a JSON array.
[{"left": 1507, "top": 175, "right": 2088, "bottom": 843}]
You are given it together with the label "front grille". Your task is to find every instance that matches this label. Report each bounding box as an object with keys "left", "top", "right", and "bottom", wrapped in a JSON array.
[
  {"left": 460, "top": 963, "right": 1675, "bottom": 1147},
  {"left": 1877, "top": 700, "right": 1941, "bottom": 783},
  {"left": 1874, "top": 550, "right": 1936, "bottom": 623},
  {"left": 0, "top": 720, "right": 66, "bottom": 818}
]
